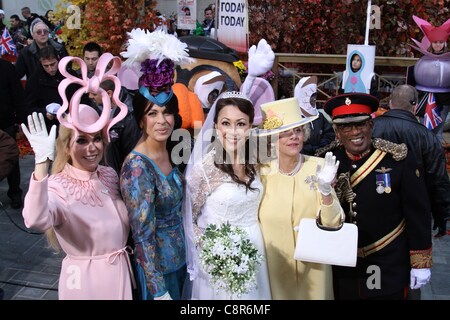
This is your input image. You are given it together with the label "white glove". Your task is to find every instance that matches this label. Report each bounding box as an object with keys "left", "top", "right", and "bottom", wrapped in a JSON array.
[
  {"left": 316, "top": 152, "right": 339, "bottom": 196},
  {"left": 21, "top": 112, "right": 57, "bottom": 164},
  {"left": 154, "top": 291, "right": 172, "bottom": 300},
  {"left": 247, "top": 39, "right": 275, "bottom": 78},
  {"left": 410, "top": 268, "right": 431, "bottom": 289}
]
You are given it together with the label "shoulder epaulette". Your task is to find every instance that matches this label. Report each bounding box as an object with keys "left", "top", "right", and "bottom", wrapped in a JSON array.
[
  {"left": 314, "top": 140, "right": 342, "bottom": 157},
  {"left": 372, "top": 138, "right": 408, "bottom": 161}
]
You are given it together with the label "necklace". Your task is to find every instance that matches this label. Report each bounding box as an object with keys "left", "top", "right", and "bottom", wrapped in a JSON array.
[{"left": 279, "top": 155, "right": 303, "bottom": 176}]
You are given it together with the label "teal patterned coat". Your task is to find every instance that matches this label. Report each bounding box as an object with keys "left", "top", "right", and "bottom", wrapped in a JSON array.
[{"left": 120, "top": 151, "right": 185, "bottom": 299}]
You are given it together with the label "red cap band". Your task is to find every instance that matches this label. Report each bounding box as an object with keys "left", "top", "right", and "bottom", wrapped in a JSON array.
[{"left": 332, "top": 104, "right": 373, "bottom": 117}]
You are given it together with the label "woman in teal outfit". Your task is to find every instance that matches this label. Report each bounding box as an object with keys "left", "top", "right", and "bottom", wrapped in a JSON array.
[{"left": 120, "top": 87, "right": 186, "bottom": 300}]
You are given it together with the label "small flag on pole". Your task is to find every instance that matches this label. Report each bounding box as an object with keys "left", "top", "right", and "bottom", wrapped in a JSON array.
[
  {"left": 0, "top": 28, "right": 18, "bottom": 57},
  {"left": 423, "top": 93, "right": 442, "bottom": 130}
]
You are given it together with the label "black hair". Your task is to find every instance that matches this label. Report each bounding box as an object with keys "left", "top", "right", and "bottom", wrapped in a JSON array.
[
  {"left": 38, "top": 45, "right": 58, "bottom": 61},
  {"left": 132, "top": 92, "right": 182, "bottom": 163},
  {"left": 213, "top": 97, "right": 254, "bottom": 124},
  {"left": 83, "top": 42, "right": 102, "bottom": 56},
  {"left": 100, "top": 79, "right": 115, "bottom": 92},
  {"left": 213, "top": 97, "right": 257, "bottom": 191},
  {"left": 350, "top": 53, "right": 362, "bottom": 72},
  {"left": 10, "top": 14, "right": 20, "bottom": 21},
  {"left": 44, "top": 10, "right": 53, "bottom": 20},
  {"left": 204, "top": 6, "right": 213, "bottom": 14},
  {"left": 133, "top": 91, "right": 180, "bottom": 127}
]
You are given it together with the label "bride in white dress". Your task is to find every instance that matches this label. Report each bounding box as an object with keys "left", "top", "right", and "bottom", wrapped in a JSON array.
[{"left": 183, "top": 91, "right": 271, "bottom": 300}]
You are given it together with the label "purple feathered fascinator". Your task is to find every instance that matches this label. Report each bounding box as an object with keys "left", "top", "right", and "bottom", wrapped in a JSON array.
[{"left": 120, "top": 29, "right": 194, "bottom": 105}]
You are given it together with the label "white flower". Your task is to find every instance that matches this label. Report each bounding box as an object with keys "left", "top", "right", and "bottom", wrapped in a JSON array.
[{"left": 199, "top": 222, "right": 263, "bottom": 298}]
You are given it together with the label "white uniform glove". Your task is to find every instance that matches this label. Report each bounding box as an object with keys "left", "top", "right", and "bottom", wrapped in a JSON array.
[
  {"left": 21, "top": 112, "right": 57, "bottom": 164},
  {"left": 154, "top": 291, "right": 172, "bottom": 300},
  {"left": 316, "top": 152, "right": 339, "bottom": 196},
  {"left": 410, "top": 268, "right": 431, "bottom": 289}
]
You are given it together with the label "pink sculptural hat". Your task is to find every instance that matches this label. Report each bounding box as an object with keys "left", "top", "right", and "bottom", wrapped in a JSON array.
[{"left": 57, "top": 53, "right": 128, "bottom": 141}]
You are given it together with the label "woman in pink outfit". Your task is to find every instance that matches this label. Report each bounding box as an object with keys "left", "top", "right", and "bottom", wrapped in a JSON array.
[{"left": 21, "top": 109, "right": 133, "bottom": 300}]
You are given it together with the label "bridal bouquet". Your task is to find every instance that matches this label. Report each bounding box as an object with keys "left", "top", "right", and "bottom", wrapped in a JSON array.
[{"left": 199, "top": 222, "right": 263, "bottom": 297}]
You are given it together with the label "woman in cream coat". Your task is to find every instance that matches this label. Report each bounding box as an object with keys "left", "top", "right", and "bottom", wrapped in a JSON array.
[{"left": 256, "top": 97, "right": 343, "bottom": 300}]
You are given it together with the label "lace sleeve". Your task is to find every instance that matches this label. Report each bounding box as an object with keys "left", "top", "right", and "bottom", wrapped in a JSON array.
[{"left": 187, "top": 162, "right": 211, "bottom": 243}]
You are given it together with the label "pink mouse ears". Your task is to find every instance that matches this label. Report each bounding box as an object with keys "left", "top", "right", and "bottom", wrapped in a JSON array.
[{"left": 57, "top": 53, "right": 128, "bottom": 141}]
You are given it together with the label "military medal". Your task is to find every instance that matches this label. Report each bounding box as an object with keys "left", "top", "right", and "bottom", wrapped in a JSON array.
[
  {"left": 383, "top": 172, "right": 392, "bottom": 194},
  {"left": 376, "top": 184, "right": 385, "bottom": 194},
  {"left": 375, "top": 167, "right": 392, "bottom": 194},
  {"left": 375, "top": 174, "right": 385, "bottom": 193}
]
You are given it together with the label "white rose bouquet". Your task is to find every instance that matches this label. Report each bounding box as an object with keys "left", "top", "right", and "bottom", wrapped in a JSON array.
[{"left": 199, "top": 222, "right": 263, "bottom": 298}]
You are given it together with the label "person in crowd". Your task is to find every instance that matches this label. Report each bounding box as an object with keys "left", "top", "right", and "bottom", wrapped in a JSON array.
[
  {"left": 119, "top": 83, "right": 185, "bottom": 300},
  {"left": 24, "top": 45, "right": 63, "bottom": 130},
  {"left": 44, "top": 10, "right": 57, "bottom": 31},
  {"left": 25, "top": 45, "right": 88, "bottom": 131},
  {"left": 184, "top": 91, "right": 271, "bottom": 300},
  {"left": 0, "top": 9, "right": 5, "bottom": 32},
  {"left": 80, "top": 42, "right": 102, "bottom": 79},
  {"left": 319, "top": 92, "right": 432, "bottom": 299},
  {"left": 9, "top": 14, "right": 28, "bottom": 52},
  {"left": 0, "top": 127, "right": 19, "bottom": 301},
  {"left": 407, "top": 16, "right": 450, "bottom": 144},
  {"left": 201, "top": 6, "right": 215, "bottom": 37},
  {"left": 119, "top": 29, "right": 192, "bottom": 300},
  {"left": 0, "top": 59, "right": 26, "bottom": 209},
  {"left": 372, "top": 85, "right": 449, "bottom": 238},
  {"left": 0, "top": 129, "right": 19, "bottom": 182},
  {"left": 339, "top": 53, "right": 379, "bottom": 99},
  {"left": 21, "top": 105, "right": 133, "bottom": 299},
  {"left": 256, "top": 97, "right": 343, "bottom": 300},
  {"left": 15, "top": 18, "right": 68, "bottom": 79},
  {"left": 89, "top": 79, "right": 141, "bottom": 175},
  {"left": 21, "top": 6, "right": 53, "bottom": 36},
  {"left": 294, "top": 76, "right": 335, "bottom": 156}
]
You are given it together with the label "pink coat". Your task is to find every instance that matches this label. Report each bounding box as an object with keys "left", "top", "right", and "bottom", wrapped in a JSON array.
[{"left": 23, "top": 164, "right": 132, "bottom": 300}]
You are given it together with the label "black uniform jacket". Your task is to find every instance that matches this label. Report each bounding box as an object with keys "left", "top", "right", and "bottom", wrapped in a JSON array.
[{"left": 332, "top": 144, "right": 432, "bottom": 299}]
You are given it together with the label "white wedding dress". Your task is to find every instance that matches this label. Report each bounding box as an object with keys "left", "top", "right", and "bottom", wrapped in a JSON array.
[{"left": 187, "top": 148, "right": 271, "bottom": 300}]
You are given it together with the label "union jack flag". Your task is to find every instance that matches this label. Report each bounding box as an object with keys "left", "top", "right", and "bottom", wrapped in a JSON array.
[
  {"left": 423, "top": 93, "right": 442, "bottom": 130},
  {"left": 0, "top": 28, "right": 17, "bottom": 57}
]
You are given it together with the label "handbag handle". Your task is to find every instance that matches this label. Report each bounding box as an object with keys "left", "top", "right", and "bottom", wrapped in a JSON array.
[{"left": 315, "top": 209, "right": 346, "bottom": 232}]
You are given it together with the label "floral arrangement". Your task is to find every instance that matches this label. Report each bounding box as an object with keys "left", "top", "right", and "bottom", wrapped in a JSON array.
[
  {"left": 199, "top": 222, "right": 263, "bottom": 298},
  {"left": 140, "top": 58, "right": 175, "bottom": 94},
  {"left": 262, "top": 110, "right": 283, "bottom": 130},
  {"left": 233, "top": 60, "right": 247, "bottom": 83}
]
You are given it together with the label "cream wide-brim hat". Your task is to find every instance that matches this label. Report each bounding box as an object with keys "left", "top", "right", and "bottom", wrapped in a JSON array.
[{"left": 252, "top": 97, "right": 318, "bottom": 137}]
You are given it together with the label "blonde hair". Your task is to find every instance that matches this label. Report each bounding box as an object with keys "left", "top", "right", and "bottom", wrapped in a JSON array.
[{"left": 46, "top": 125, "right": 108, "bottom": 251}]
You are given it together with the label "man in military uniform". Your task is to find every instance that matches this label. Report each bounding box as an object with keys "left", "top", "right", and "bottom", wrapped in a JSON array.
[{"left": 320, "top": 93, "right": 432, "bottom": 299}]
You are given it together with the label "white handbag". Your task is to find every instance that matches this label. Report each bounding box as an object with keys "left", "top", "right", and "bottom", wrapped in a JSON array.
[{"left": 294, "top": 211, "right": 358, "bottom": 267}]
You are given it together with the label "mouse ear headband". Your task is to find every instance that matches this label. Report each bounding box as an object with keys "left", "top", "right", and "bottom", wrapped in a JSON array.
[
  {"left": 57, "top": 53, "right": 128, "bottom": 141},
  {"left": 120, "top": 28, "right": 195, "bottom": 105}
]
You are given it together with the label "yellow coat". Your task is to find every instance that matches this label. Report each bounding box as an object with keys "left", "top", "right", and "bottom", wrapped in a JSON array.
[{"left": 259, "top": 155, "right": 343, "bottom": 300}]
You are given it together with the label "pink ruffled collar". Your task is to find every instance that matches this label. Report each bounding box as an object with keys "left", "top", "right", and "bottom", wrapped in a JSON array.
[{"left": 49, "top": 164, "right": 120, "bottom": 206}]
